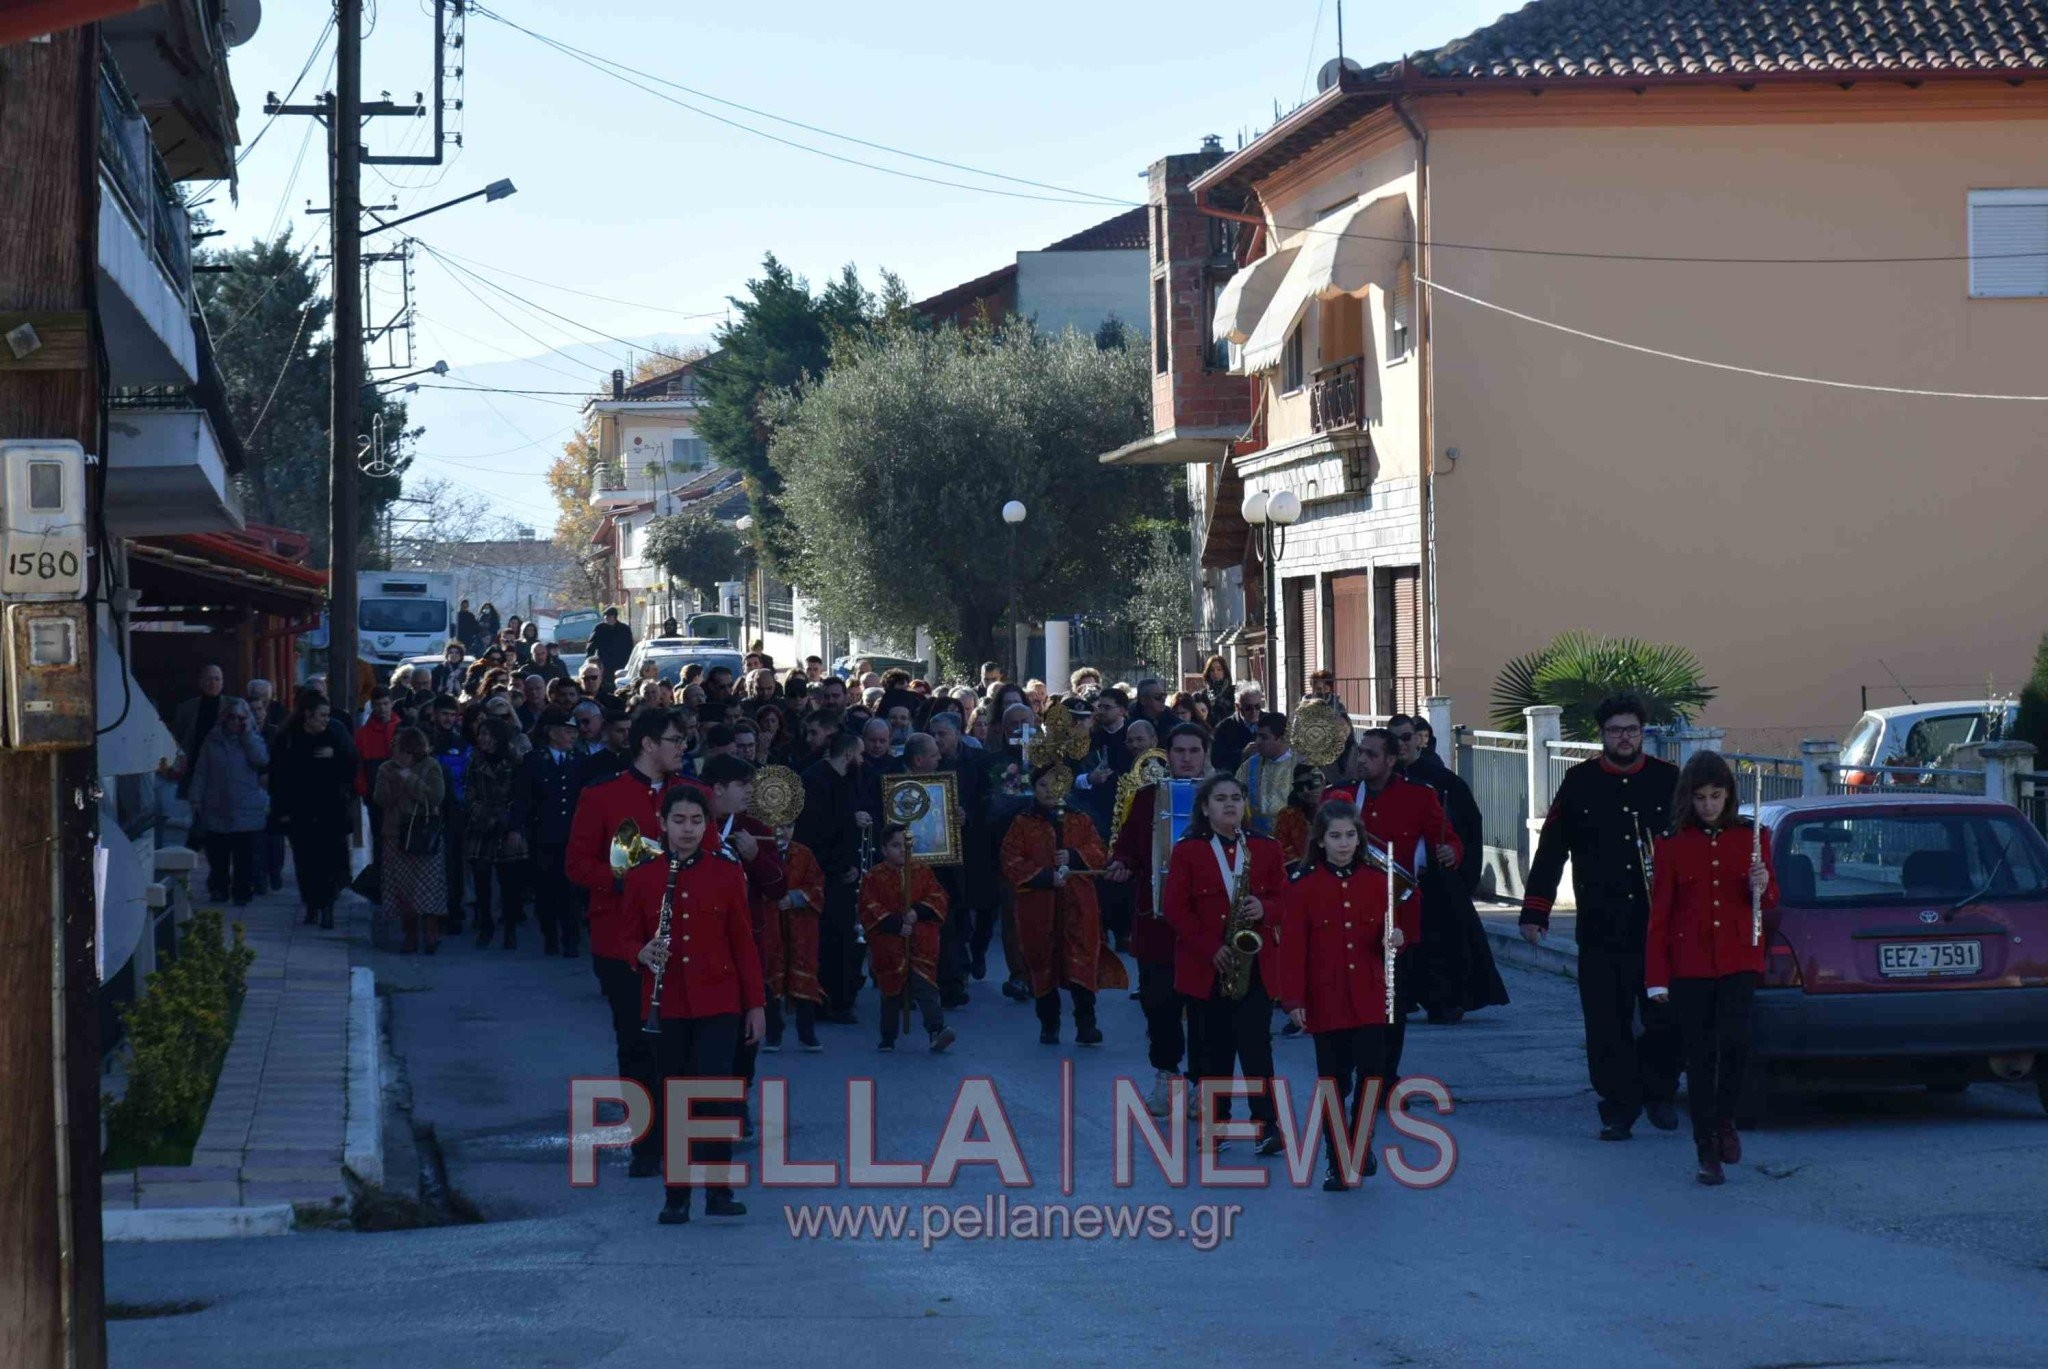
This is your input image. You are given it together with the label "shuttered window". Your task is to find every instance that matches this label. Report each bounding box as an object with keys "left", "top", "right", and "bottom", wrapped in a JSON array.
[
  {"left": 1285, "top": 575, "right": 1319, "bottom": 704},
  {"left": 1389, "top": 258, "right": 1414, "bottom": 360},
  {"left": 1969, "top": 190, "right": 2048, "bottom": 298},
  {"left": 1373, "top": 565, "right": 1422, "bottom": 715}
]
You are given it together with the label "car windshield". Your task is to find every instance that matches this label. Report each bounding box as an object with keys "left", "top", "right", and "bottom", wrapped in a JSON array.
[
  {"left": 1838, "top": 716, "right": 1881, "bottom": 767},
  {"left": 637, "top": 651, "right": 742, "bottom": 682},
  {"left": 361, "top": 598, "right": 448, "bottom": 634},
  {"left": 1776, "top": 811, "right": 2048, "bottom": 907}
]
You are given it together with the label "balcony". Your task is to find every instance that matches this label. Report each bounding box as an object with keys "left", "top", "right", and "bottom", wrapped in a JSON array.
[
  {"left": 97, "top": 60, "right": 198, "bottom": 387},
  {"left": 1309, "top": 357, "right": 1364, "bottom": 434},
  {"left": 104, "top": 396, "right": 244, "bottom": 536}
]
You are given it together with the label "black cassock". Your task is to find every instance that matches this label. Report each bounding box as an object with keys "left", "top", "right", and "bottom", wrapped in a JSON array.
[{"left": 1406, "top": 748, "right": 1510, "bottom": 1016}]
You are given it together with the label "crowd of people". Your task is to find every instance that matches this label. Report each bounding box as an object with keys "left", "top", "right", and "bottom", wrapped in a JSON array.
[{"left": 172, "top": 623, "right": 1774, "bottom": 1212}]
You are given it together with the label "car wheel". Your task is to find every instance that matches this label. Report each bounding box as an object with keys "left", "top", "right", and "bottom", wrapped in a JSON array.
[{"left": 1733, "top": 1059, "right": 1771, "bottom": 1129}]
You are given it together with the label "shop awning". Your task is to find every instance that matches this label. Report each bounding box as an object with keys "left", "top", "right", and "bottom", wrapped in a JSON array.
[
  {"left": 128, "top": 533, "right": 327, "bottom": 617},
  {"left": 1240, "top": 192, "right": 1411, "bottom": 374},
  {"left": 1211, "top": 246, "right": 1298, "bottom": 347}
]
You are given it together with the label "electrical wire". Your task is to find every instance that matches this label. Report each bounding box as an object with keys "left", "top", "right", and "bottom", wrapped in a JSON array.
[
  {"left": 417, "top": 250, "right": 626, "bottom": 375},
  {"left": 419, "top": 316, "right": 603, "bottom": 386},
  {"left": 418, "top": 243, "right": 697, "bottom": 368},
  {"left": 245, "top": 267, "right": 329, "bottom": 443},
  {"left": 412, "top": 383, "right": 585, "bottom": 409},
  {"left": 1297, "top": 0, "right": 1329, "bottom": 106},
  {"left": 1419, "top": 274, "right": 2048, "bottom": 401},
  {"left": 407, "top": 238, "right": 731, "bottom": 319},
  {"left": 236, "top": 12, "right": 337, "bottom": 167}
]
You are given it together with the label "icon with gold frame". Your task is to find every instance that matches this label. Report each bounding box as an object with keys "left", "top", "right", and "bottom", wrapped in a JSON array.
[{"left": 882, "top": 772, "right": 961, "bottom": 866}]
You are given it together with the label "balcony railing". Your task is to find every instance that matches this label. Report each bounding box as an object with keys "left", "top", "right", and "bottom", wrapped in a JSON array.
[
  {"left": 98, "top": 59, "right": 192, "bottom": 299},
  {"left": 1309, "top": 357, "right": 1364, "bottom": 434}
]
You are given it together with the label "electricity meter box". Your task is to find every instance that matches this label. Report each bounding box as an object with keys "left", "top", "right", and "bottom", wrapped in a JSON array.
[
  {"left": 0, "top": 439, "right": 89, "bottom": 601},
  {"left": 4, "top": 603, "right": 93, "bottom": 750}
]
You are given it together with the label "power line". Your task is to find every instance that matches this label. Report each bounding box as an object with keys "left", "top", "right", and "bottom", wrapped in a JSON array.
[
  {"left": 417, "top": 241, "right": 699, "bottom": 367},
  {"left": 413, "top": 382, "right": 586, "bottom": 409},
  {"left": 409, "top": 238, "right": 731, "bottom": 319},
  {"left": 244, "top": 263, "right": 330, "bottom": 443},
  {"left": 419, "top": 317, "right": 603, "bottom": 387},
  {"left": 1419, "top": 274, "right": 2048, "bottom": 401},
  {"left": 236, "top": 13, "right": 337, "bottom": 166},
  {"left": 417, "top": 250, "right": 625, "bottom": 375}
]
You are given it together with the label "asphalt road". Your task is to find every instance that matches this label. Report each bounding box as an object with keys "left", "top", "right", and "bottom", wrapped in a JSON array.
[{"left": 109, "top": 931, "right": 2048, "bottom": 1367}]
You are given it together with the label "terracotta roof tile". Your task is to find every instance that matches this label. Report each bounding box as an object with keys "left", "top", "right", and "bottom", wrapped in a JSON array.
[{"left": 1383, "top": 1, "right": 2048, "bottom": 81}]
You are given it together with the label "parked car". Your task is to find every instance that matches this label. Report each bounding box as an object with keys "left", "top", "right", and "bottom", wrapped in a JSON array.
[
  {"left": 1836, "top": 699, "right": 2018, "bottom": 786},
  {"left": 613, "top": 639, "right": 745, "bottom": 693},
  {"left": 1746, "top": 793, "right": 2048, "bottom": 1120},
  {"left": 683, "top": 612, "right": 742, "bottom": 646},
  {"left": 831, "top": 653, "right": 927, "bottom": 681},
  {"left": 551, "top": 609, "right": 602, "bottom": 653}
]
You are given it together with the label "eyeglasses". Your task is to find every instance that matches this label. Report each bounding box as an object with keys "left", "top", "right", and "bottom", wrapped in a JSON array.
[
  {"left": 658, "top": 733, "right": 690, "bottom": 746},
  {"left": 1602, "top": 724, "right": 1644, "bottom": 738}
]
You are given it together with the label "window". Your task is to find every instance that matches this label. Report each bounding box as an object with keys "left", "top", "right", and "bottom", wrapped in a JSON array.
[
  {"left": 1969, "top": 190, "right": 2048, "bottom": 297},
  {"left": 1280, "top": 322, "right": 1305, "bottom": 393},
  {"left": 1152, "top": 205, "right": 1165, "bottom": 264},
  {"left": 617, "top": 520, "right": 633, "bottom": 560},
  {"left": 1205, "top": 278, "right": 1231, "bottom": 370},
  {"left": 671, "top": 435, "right": 709, "bottom": 470},
  {"left": 1389, "top": 258, "right": 1414, "bottom": 361},
  {"left": 1153, "top": 277, "right": 1170, "bottom": 373},
  {"left": 1777, "top": 812, "right": 2048, "bottom": 907},
  {"left": 765, "top": 577, "right": 795, "bottom": 634}
]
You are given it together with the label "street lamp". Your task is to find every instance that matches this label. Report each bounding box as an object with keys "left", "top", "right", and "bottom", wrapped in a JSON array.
[
  {"left": 1002, "top": 501, "right": 1026, "bottom": 680},
  {"left": 369, "top": 359, "right": 448, "bottom": 388},
  {"left": 1241, "top": 487, "right": 1301, "bottom": 699},
  {"left": 363, "top": 179, "right": 518, "bottom": 237},
  {"left": 735, "top": 515, "right": 755, "bottom": 647}
]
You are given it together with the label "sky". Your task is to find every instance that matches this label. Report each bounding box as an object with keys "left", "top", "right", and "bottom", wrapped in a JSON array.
[{"left": 201, "top": 0, "right": 1518, "bottom": 529}]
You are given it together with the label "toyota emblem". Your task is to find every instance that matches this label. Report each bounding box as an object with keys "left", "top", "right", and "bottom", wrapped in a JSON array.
[{"left": 1919, "top": 909, "right": 1941, "bottom": 924}]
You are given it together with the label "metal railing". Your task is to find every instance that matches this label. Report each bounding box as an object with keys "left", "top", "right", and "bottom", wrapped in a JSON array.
[
  {"left": 1821, "top": 761, "right": 1983, "bottom": 795},
  {"left": 1309, "top": 357, "right": 1364, "bottom": 433},
  {"left": 97, "top": 59, "right": 192, "bottom": 299},
  {"left": 2020, "top": 773, "right": 2048, "bottom": 839},
  {"left": 1726, "top": 752, "right": 1805, "bottom": 804},
  {"left": 1456, "top": 727, "right": 1530, "bottom": 866}
]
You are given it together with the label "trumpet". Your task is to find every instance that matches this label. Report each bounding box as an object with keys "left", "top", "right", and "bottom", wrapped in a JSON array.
[
  {"left": 610, "top": 819, "right": 663, "bottom": 879},
  {"left": 642, "top": 855, "right": 684, "bottom": 1036},
  {"left": 1360, "top": 833, "right": 1420, "bottom": 901}
]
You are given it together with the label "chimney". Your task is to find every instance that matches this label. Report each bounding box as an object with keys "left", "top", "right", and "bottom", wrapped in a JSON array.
[
  {"left": 1200, "top": 133, "right": 1223, "bottom": 154},
  {"left": 611, "top": 368, "right": 625, "bottom": 400}
]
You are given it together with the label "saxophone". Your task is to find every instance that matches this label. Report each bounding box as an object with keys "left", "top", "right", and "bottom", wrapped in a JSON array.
[{"left": 1218, "top": 856, "right": 1263, "bottom": 1001}]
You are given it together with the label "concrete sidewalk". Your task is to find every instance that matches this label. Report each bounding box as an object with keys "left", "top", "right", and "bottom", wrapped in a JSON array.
[
  {"left": 1480, "top": 901, "right": 1580, "bottom": 980},
  {"left": 103, "top": 857, "right": 377, "bottom": 1237}
]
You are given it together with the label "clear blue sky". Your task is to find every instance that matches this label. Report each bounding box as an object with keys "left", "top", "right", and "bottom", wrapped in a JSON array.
[{"left": 205, "top": 0, "right": 1516, "bottom": 526}]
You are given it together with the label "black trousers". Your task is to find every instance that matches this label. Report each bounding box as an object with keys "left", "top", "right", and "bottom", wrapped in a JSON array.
[
  {"left": 938, "top": 903, "right": 970, "bottom": 997},
  {"left": 593, "top": 954, "right": 659, "bottom": 1160},
  {"left": 442, "top": 808, "right": 468, "bottom": 925},
  {"left": 1098, "top": 879, "right": 1132, "bottom": 948},
  {"left": 1384, "top": 948, "right": 1418, "bottom": 1082},
  {"left": 763, "top": 996, "right": 817, "bottom": 1044},
  {"left": 881, "top": 971, "right": 944, "bottom": 1042},
  {"left": 1313, "top": 1025, "right": 1391, "bottom": 1177},
  {"left": 820, "top": 878, "right": 862, "bottom": 1012},
  {"left": 530, "top": 843, "right": 582, "bottom": 951},
  {"left": 1138, "top": 960, "right": 1186, "bottom": 1073},
  {"left": 1577, "top": 945, "right": 1682, "bottom": 1128},
  {"left": 365, "top": 800, "right": 385, "bottom": 866},
  {"left": 287, "top": 828, "right": 349, "bottom": 912},
  {"left": 969, "top": 899, "right": 997, "bottom": 964},
  {"left": 1670, "top": 973, "right": 1759, "bottom": 1143},
  {"left": 1034, "top": 985, "right": 1097, "bottom": 1031},
  {"left": 203, "top": 832, "right": 257, "bottom": 903},
  {"left": 1192, "top": 967, "right": 1278, "bottom": 1129},
  {"left": 653, "top": 1012, "right": 743, "bottom": 1195},
  {"left": 469, "top": 857, "right": 528, "bottom": 934}
]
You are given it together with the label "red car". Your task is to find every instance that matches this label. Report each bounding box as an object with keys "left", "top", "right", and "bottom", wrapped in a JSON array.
[{"left": 1748, "top": 794, "right": 2048, "bottom": 1119}]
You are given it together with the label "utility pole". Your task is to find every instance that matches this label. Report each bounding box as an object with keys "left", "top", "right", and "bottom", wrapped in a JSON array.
[
  {"left": 0, "top": 29, "right": 108, "bottom": 1369},
  {"left": 329, "top": 0, "right": 363, "bottom": 717}
]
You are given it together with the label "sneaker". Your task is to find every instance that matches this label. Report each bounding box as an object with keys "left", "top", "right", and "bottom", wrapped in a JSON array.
[
  {"left": 1255, "top": 1130, "right": 1287, "bottom": 1158},
  {"left": 1002, "top": 978, "right": 1031, "bottom": 1001},
  {"left": 628, "top": 1153, "right": 662, "bottom": 1178},
  {"left": 657, "top": 1196, "right": 690, "bottom": 1225},
  {"left": 1278, "top": 1018, "right": 1303, "bottom": 1038},
  {"left": 704, "top": 1191, "right": 747, "bottom": 1217},
  {"left": 1146, "top": 1070, "right": 1176, "bottom": 1119},
  {"left": 928, "top": 1027, "right": 956, "bottom": 1054},
  {"left": 798, "top": 1033, "right": 823, "bottom": 1053},
  {"left": 1039, "top": 1027, "right": 1059, "bottom": 1045},
  {"left": 1717, "top": 1123, "right": 1742, "bottom": 1165},
  {"left": 1598, "top": 1123, "right": 1633, "bottom": 1143},
  {"left": 941, "top": 990, "right": 970, "bottom": 1009},
  {"left": 1075, "top": 1023, "right": 1103, "bottom": 1046},
  {"left": 1695, "top": 1142, "right": 1726, "bottom": 1187},
  {"left": 1645, "top": 1100, "right": 1680, "bottom": 1132},
  {"left": 878, "top": 1039, "right": 896, "bottom": 1052},
  {"left": 1322, "top": 1171, "right": 1350, "bottom": 1193},
  {"left": 762, "top": 1036, "right": 783, "bottom": 1053}
]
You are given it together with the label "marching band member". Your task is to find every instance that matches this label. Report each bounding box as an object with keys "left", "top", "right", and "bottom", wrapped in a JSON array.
[
  {"left": 1645, "top": 751, "right": 1777, "bottom": 1187},
  {"left": 1321, "top": 728, "right": 1461, "bottom": 1085},
  {"left": 1000, "top": 764, "right": 1125, "bottom": 1046},
  {"left": 858, "top": 825, "right": 957, "bottom": 1053},
  {"left": 1277, "top": 803, "right": 1420, "bottom": 1191},
  {"left": 767, "top": 820, "right": 827, "bottom": 1052},
  {"left": 1163, "top": 773, "right": 1289, "bottom": 1154},
  {"left": 566, "top": 707, "right": 694, "bottom": 1178},
  {"left": 1107, "top": 723, "right": 1212, "bottom": 1117},
  {"left": 627, "top": 785, "right": 764, "bottom": 1225},
  {"left": 1520, "top": 694, "right": 1683, "bottom": 1141},
  {"left": 701, "top": 755, "right": 786, "bottom": 1137}
]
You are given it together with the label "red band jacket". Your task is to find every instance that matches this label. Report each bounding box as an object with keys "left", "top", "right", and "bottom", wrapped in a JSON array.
[
  {"left": 1645, "top": 822, "right": 1779, "bottom": 992},
  {"left": 566, "top": 766, "right": 683, "bottom": 962},
  {"left": 1275, "top": 862, "right": 1418, "bottom": 1032},
  {"left": 622, "top": 848, "right": 765, "bottom": 1020},
  {"left": 1161, "top": 831, "right": 1288, "bottom": 999}
]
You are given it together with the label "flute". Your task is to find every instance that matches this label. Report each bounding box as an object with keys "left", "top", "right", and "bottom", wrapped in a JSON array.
[
  {"left": 1750, "top": 766, "right": 1764, "bottom": 947},
  {"left": 1384, "top": 843, "right": 1398, "bottom": 1026}
]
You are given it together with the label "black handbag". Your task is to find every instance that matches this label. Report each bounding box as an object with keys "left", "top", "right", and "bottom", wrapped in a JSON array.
[{"left": 400, "top": 806, "right": 442, "bottom": 857}]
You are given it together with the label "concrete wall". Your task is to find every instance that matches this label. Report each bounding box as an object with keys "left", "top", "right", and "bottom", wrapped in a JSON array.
[
  {"left": 1016, "top": 248, "right": 1149, "bottom": 341},
  {"left": 1424, "top": 95, "right": 2048, "bottom": 746}
]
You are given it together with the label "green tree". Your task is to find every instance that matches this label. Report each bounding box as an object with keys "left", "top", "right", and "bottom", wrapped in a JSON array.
[
  {"left": 770, "top": 320, "right": 1161, "bottom": 667},
  {"left": 1490, "top": 631, "right": 1717, "bottom": 739},
  {"left": 696, "top": 255, "right": 884, "bottom": 574},
  {"left": 2013, "top": 633, "right": 2048, "bottom": 759},
  {"left": 194, "top": 233, "right": 410, "bottom": 560},
  {"left": 643, "top": 508, "right": 746, "bottom": 608}
]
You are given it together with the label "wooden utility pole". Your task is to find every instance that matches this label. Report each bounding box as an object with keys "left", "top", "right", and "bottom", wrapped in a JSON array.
[
  {"left": 0, "top": 28, "right": 108, "bottom": 1369},
  {"left": 329, "top": 0, "right": 364, "bottom": 717}
]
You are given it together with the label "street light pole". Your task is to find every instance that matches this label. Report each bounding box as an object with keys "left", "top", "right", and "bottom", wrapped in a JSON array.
[
  {"left": 329, "top": 0, "right": 363, "bottom": 716},
  {"left": 1241, "top": 489, "right": 1301, "bottom": 702},
  {"left": 1002, "top": 500, "right": 1027, "bottom": 681}
]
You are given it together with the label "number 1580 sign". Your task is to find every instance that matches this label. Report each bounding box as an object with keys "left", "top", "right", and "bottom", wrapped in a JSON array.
[{"left": 3, "top": 537, "right": 86, "bottom": 599}]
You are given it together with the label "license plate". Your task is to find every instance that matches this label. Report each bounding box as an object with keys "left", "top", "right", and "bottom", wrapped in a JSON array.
[{"left": 1878, "top": 940, "right": 1982, "bottom": 978}]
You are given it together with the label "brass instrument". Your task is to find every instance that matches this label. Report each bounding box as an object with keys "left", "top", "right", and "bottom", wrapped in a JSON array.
[
  {"left": 1114, "top": 748, "right": 1168, "bottom": 836},
  {"left": 641, "top": 855, "right": 685, "bottom": 1035},
  {"left": 1235, "top": 751, "right": 1294, "bottom": 833},
  {"left": 1219, "top": 848, "right": 1261, "bottom": 1001},
  {"left": 610, "top": 819, "right": 663, "bottom": 879},
  {"left": 1629, "top": 810, "right": 1655, "bottom": 904},
  {"left": 1360, "top": 832, "right": 1420, "bottom": 901}
]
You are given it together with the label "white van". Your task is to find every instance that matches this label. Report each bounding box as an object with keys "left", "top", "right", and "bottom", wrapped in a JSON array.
[{"left": 358, "top": 571, "right": 454, "bottom": 666}]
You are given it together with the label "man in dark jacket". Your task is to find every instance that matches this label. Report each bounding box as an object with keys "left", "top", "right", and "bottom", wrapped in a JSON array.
[
  {"left": 171, "top": 662, "right": 228, "bottom": 802},
  {"left": 427, "top": 694, "right": 471, "bottom": 935},
  {"left": 798, "top": 733, "right": 869, "bottom": 1022},
  {"left": 1397, "top": 717, "right": 1510, "bottom": 1024},
  {"left": 1520, "top": 694, "right": 1682, "bottom": 1141},
  {"left": 1210, "top": 681, "right": 1265, "bottom": 775},
  {"left": 524, "top": 709, "right": 585, "bottom": 956},
  {"left": 586, "top": 606, "right": 635, "bottom": 685}
]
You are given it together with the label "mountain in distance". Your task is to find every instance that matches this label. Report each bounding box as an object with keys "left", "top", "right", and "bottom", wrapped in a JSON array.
[{"left": 400, "top": 333, "right": 716, "bottom": 531}]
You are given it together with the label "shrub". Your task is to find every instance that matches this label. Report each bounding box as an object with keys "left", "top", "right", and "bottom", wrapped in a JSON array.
[
  {"left": 2014, "top": 633, "right": 2048, "bottom": 761},
  {"left": 104, "top": 908, "right": 255, "bottom": 1167},
  {"left": 1491, "top": 630, "right": 1716, "bottom": 740}
]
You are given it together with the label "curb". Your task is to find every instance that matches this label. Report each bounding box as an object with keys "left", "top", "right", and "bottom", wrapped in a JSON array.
[
  {"left": 1480, "top": 914, "right": 1581, "bottom": 981},
  {"left": 344, "top": 966, "right": 384, "bottom": 1189},
  {"left": 103, "top": 1203, "right": 295, "bottom": 1243}
]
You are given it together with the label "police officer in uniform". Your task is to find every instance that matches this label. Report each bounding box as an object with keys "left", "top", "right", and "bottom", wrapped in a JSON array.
[{"left": 523, "top": 709, "right": 586, "bottom": 956}]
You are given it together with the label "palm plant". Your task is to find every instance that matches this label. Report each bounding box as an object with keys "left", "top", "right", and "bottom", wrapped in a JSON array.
[{"left": 1490, "top": 631, "right": 1716, "bottom": 740}]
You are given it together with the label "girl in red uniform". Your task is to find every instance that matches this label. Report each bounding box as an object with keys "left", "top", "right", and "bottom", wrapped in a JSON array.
[
  {"left": 766, "top": 822, "right": 827, "bottom": 1052},
  {"left": 859, "top": 825, "right": 957, "bottom": 1053},
  {"left": 1645, "top": 751, "right": 1777, "bottom": 1187},
  {"left": 1279, "top": 803, "right": 1418, "bottom": 1191},
  {"left": 628, "top": 785, "right": 764, "bottom": 1225}
]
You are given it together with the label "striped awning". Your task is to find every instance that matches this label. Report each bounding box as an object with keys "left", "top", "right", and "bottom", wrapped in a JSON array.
[{"left": 1240, "top": 192, "right": 1412, "bottom": 374}]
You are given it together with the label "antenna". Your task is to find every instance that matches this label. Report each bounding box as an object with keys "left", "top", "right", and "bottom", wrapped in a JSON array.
[
  {"left": 1336, "top": 0, "right": 1345, "bottom": 64},
  {"left": 1877, "top": 659, "right": 1918, "bottom": 705}
]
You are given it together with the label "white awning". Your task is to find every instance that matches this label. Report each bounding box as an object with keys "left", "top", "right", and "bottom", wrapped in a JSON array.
[
  {"left": 1240, "top": 192, "right": 1413, "bottom": 375},
  {"left": 1211, "top": 246, "right": 1297, "bottom": 347}
]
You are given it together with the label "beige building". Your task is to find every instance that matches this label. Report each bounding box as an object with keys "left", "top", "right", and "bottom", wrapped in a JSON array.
[{"left": 1155, "top": 1, "right": 2048, "bottom": 745}]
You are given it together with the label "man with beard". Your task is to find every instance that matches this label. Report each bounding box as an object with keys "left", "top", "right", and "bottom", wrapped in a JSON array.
[
  {"left": 1395, "top": 716, "right": 1509, "bottom": 1024},
  {"left": 798, "top": 732, "right": 869, "bottom": 1022},
  {"left": 1521, "top": 694, "right": 1682, "bottom": 1142}
]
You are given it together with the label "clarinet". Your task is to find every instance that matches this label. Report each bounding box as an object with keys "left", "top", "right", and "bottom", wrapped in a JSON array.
[{"left": 641, "top": 854, "right": 685, "bottom": 1036}]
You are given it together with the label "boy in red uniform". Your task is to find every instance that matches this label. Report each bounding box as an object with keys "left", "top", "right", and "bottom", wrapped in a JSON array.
[
  {"left": 859, "top": 825, "right": 957, "bottom": 1053},
  {"left": 701, "top": 754, "right": 785, "bottom": 1137},
  {"left": 1278, "top": 803, "right": 1420, "bottom": 1190},
  {"left": 767, "top": 822, "right": 827, "bottom": 1051},
  {"left": 1646, "top": 751, "right": 1777, "bottom": 1186},
  {"left": 1000, "top": 764, "right": 1127, "bottom": 1046},
  {"left": 626, "top": 786, "right": 765, "bottom": 1224}
]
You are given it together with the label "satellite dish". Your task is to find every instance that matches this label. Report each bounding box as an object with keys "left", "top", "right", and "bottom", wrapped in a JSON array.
[
  {"left": 1316, "top": 56, "right": 1365, "bottom": 93},
  {"left": 220, "top": 0, "right": 262, "bottom": 47}
]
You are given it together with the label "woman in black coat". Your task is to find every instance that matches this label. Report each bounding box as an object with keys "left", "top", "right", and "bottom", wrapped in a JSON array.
[{"left": 268, "top": 691, "right": 358, "bottom": 928}]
